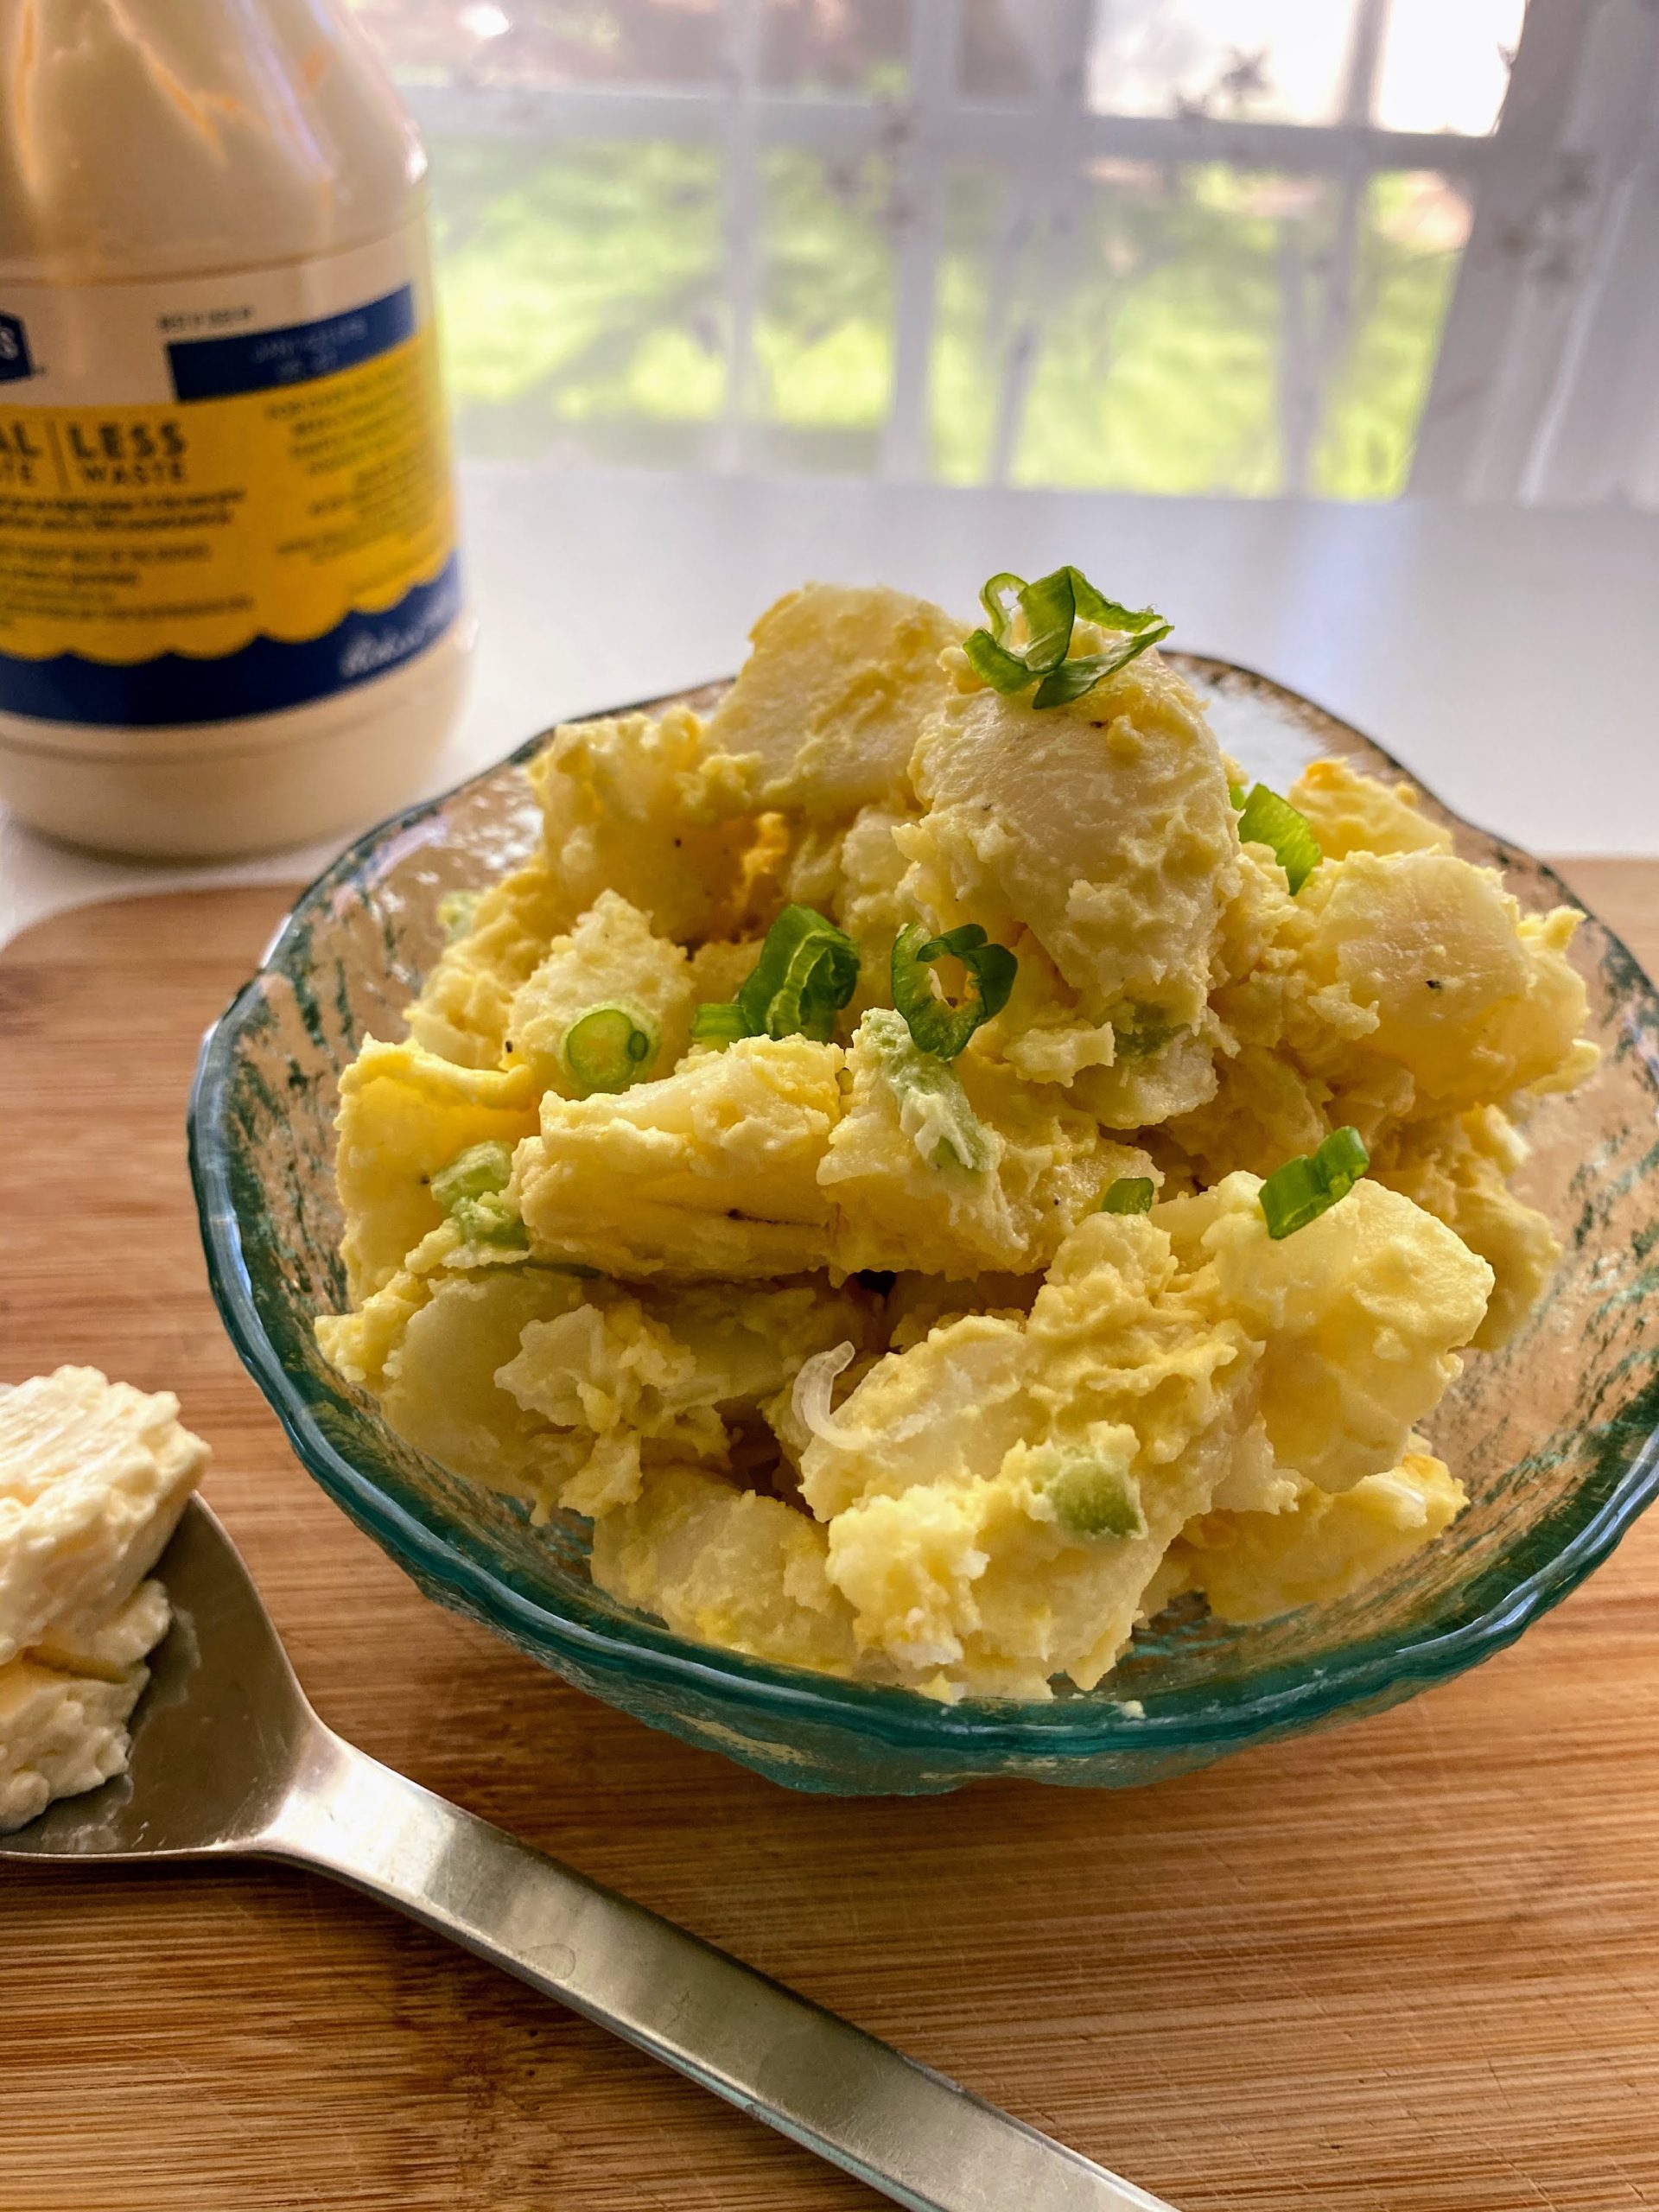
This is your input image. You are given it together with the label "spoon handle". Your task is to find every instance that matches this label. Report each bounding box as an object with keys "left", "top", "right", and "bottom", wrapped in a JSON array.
[{"left": 263, "top": 1726, "right": 1176, "bottom": 2212}]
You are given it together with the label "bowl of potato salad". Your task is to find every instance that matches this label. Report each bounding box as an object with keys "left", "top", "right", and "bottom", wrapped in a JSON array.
[{"left": 191, "top": 569, "right": 1659, "bottom": 1794}]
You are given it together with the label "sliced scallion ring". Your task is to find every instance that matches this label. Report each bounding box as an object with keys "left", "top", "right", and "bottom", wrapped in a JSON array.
[
  {"left": 1030, "top": 622, "right": 1173, "bottom": 709},
  {"left": 1235, "top": 781, "right": 1322, "bottom": 894},
  {"left": 1016, "top": 567, "right": 1079, "bottom": 673},
  {"left": 692, "top": 906, "right": 861, "bottom": 1047},
  {"left": 690, "top": 1001, "right": 747, "bottom": 1044},
  {"left": 1100, "top": 1176, "right": 1155, "bottom": 1215},
  {"left": 891, "top": 921, "right": 1018, "bottom": 1060},
  {"left": 430, "top": 1140, "right": 513, "bottom": 1216},
  {"left": 1259, "top": 1125, "right": 1370, "bottom": 1240},
  {"left": 740, "top": 906, "right": 860, "bottom": 1042},
  {"left": 962, "top": 565, "right": 1171, "bottom": 710},
  {"left": 962, "top": 627, "right": 1033, "bottom": 692},
  {"left": 563, "top": 1002, "right": 659, "bottom": 1095},
  {"left": 979, "top": 571, "right": 1025, "bottom": 643}
]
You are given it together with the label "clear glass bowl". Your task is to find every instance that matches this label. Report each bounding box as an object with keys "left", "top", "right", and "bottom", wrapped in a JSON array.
[{"left": 188, "top": 660, "right": 1659, "bottom": 1796}]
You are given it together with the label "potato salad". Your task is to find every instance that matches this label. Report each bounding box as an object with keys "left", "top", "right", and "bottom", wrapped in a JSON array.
[{"left": 317, "top": 571, "right": 1594, "bottom": 1702}]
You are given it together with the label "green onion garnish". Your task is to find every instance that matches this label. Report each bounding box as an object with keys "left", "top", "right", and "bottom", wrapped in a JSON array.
[
  {"left": 963, "top": 565, "right": 1172, "bottom": 711},
  {"left": 1235, "top": 782, "right": 1322, "bottom": 894},
  {"left": 890, "top": 921, "right": 1018, "bottom": 1060},
  {"left": 431, "top": 1140, "right": 513, "bottom": 1215},
  {"left": 1101, "top": 1177, "right": 1154, "bottom": 1215},
  {"left": 979, "top": 570, "right": 1025, "bottom": 642},
  {"left": 1259, "top": 1126, "right": 1370, "bottom": 1240},
  {"left": 1036, "top": 1448, "right": 1147, "bottom": 1540},
  {"left": 431, "top": 1140, "right": 528, "bottom": 1250},
  {"left": 865, "top": 1007, "right": 995, "bottom": 1171},
  {"left": 1109, "top": 1007, "right": 1175, "bottom": 1061},
  {"left": 563, "top": 1002, "right": 659, "bottom": 1096},
  {"left": 1011, "top": 566, "right": 1080, "bottom": 672},
  {"left": 963, "top": 626, "right": 1036, "bottom": 693},
  {"left": 690, "top": 1001, "right": 747, "bottom": 1043},
  {"left": 692, "top": 905, "right": 860, "bottom": 1046},
  {"left": 451, "top": 1197, "right": 529, "bottom": 1250}
]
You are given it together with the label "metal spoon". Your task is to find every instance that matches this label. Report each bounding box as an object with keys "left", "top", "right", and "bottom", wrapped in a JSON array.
[{"left": 3, "top": 1500, "right": 1175, "bottom": 2212}]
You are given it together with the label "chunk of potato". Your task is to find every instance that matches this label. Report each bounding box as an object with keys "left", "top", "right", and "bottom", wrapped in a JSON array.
[
  {"left": 902, "top": 648, "right": 1238, "bottom": 1038},
  {"left": 506, "top": 892, "right": 695, "bottom": 1097},
  {"left": 1303, "top": 850, "right": 1589, "bottom": 1112},
  {"left": 404, "top": 855, "right": 575, "bottom": 1069},
  {"left": 821, "top": 1009, "right": 1147, "bottom": 1277},
  {"left": 702, "top": 583, "right": 962, "bottom": 819},
  {"left": 1287, "top": 757, "right": 1453, "bottom": 861},
  {"left": 529, "top": 703, "right": 760, "bottom": 944},
  {"left": 589, "top": 1464, "right": 859, "bottom": 1675},
  {"left": 1160, "top": 1172, "right": 1493, "bottom": 1491},
  {"left": 334, "top": 1039, "right": 538, "bottom": 1302},
  {"left": 514, "top": 1035, "right": 842, "bottom": 1278},
  {"left": 1370, "top": 1106, "right": 1560, "bottom": 1351},
  {"left": 1174, "top": 1442, "right": 1465, "bottom": 1624}
]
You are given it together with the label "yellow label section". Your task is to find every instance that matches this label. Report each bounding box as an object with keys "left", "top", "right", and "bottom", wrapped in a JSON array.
[{"left": 0, "top": 328, "right": 454, "bottom": 666}]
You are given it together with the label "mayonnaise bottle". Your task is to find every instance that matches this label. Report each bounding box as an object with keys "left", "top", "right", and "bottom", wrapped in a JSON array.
[{"left": 0, "top": 0, "right": 471, "bottom": 859}]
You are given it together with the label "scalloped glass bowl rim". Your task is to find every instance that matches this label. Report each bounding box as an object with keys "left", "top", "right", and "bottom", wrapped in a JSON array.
[{"left": 188, "top": 664, "right": 1659, "bottom": 1766}]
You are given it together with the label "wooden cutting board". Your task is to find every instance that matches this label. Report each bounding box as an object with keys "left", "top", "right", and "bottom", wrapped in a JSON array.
[{"left": 5, "top": 868, "right": 1659, "bottom": 2212}]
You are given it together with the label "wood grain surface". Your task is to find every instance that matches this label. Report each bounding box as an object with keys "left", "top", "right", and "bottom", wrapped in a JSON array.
[{"left": 4, "top": 867, "right": 1659, "bottom": 2212}]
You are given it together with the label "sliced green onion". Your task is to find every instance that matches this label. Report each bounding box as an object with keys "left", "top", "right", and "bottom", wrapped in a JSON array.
[
  {"left": 756, "top": 911, "right": 860, "bottom": 1040},
  {"left": 1110, "top": 1009, "right": 1176, "bottom": 1061},
  {"left": 563, "top": 1002, "right": 658, "bottom": 1096},
  {"left": 962, "top": 566, "right": 1171, "bottom": 711},
  {"left": 1030, "top": 620, "right": 1173, "bottom": 709},
  {"left": 1101, "top": 1177, "right": 1154, "bottom": 1215},
  {"left": 1015, "top": 568, "right": 1079, "bottom": 673},
  {"left": 1064, "top": 569, "right": 1159, "bottom": 632},
  {"left": 962, "top": 626, "right": 1032, "bottom": 693},
  {"left": 865, "top": 1007, "right": 995, "bottom": 1173},
  {"left": 690, "top": 1001, "right": 747, "bottom": 1043},
  {"left": 431, "top": 1140, "right": 513, "bottom": 1216},
  {"left": 979, "top": 571, "right": 1025, "bottom": 642},
  {"left": 451, "top": 1194, "right": 529, "bottom": 1250},
  {"left": 1037, "top": 1447, "right": 1147, "bottom": 1540},
  {"left": 693, "top": 906, "right": 860, "bottom": 1047},
  {"left": 430, "top": 1140, "right": 528, "bottom": 1250},
  {"left": 1316, "top": 1124, "right": 1369, "bottom": 1192},
  {"left": 1259, "top": 1125, "right": 1370, "bottom": 1240},
  {"left": 740, "top": 904, "right": 861, "bottom": 1042},
  {"left": 1236, "top": 782, "right": 1322, "bottom": 894},
  {"left": 891, "top": 921, "right": 1018, "bottom": 1060}
]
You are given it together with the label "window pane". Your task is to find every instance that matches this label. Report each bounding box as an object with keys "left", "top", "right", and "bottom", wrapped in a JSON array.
[
  {"left": 1085, "top": 0, "right": 1362, "bottom": 124},
  {"left": 759, "top": 0, "right": 911, "bottom": 95},
  {"left": 930, "top": 168, "right": 1004, "bottom": 483},
  {"left": 346, "top": 0, "right": 725, "bottom": 86},
  {"left": 429, "top": 137, "right": 727, "bottom": 461},
  {"left": 1372, "top": 0, "right": 1525, "bottom": 135},
  {"left": 1314, "top": 173, "right": 1472, "bottom": 498},
  {"left": 934, "top": 162, "right": 1347, "bottom": 496},
  {"left": 958, "top": 0, "right": 1043, "bottom": 100},
  {"left": 753, "top": 150, "right": 896, "bottom": 469}
]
